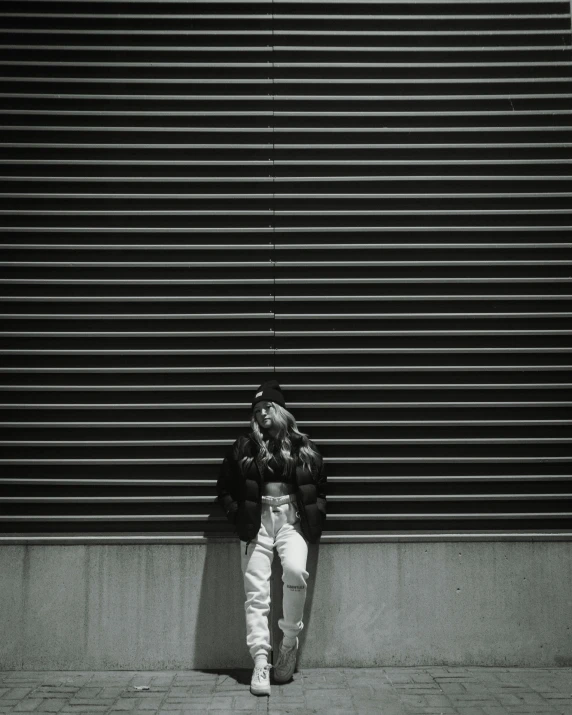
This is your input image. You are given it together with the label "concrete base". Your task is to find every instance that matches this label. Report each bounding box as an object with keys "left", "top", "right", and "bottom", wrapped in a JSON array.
[{"left": 1, "top": 540, "right": 571, "bottom": 669}]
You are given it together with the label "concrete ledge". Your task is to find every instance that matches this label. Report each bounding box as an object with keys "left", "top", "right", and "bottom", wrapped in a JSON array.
[
  {"left": 2, "top": 530, "right": 572, "bottom": 544},
  {"left": 1, "top": 539, "right": 571, "bottom": 670}
]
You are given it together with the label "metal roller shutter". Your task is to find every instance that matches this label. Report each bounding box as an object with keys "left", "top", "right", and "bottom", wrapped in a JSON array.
[{"left": 1, "top": 0, "right": 571, "bottom": 542}]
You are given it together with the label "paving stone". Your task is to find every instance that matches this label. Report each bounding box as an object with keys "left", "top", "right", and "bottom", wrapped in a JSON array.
[
  {"left": 163, "top": 699, "right": 214, "bottom": 708},
  {"left": 496, "top": 693, "right": 527, "bottom": 705},
  {"left": 522, "top": 691, "right": 559, "bottom": 705},
  {"left": 424, "top": 693, "right": 456, "bottom": 707},
  {"left": 544, "top": 694, "right": 572, "bottom": 701},
  {"left": 440, "top": 682, "right": 471, "bottom": 693},
  {"left": 232, "top": 694, "right": 262, "bottom": 710},
  {"left": 214, "top": 684, "right": 247, "bottom": 694},
  {"left": 162, "top": 699, "right": 213, "bottom": 708},
  {"left": 463, "top": 682, "right": 497, "bottom": 693},
  {"left": 165, "top": 688, "right": 191, "bottom": 698},
  {"left": 271, "top": 686, "right": 304, "bottom": 698},
  {"left": 3, "top": 688, "right": 34, "bottom": 699},
  {"left": 397, "top": 692, "right": 430, "bottom": 707},
  {"left": 449, "top": 693, "right": 500, "bottom": 707},
  {"left": 3, "top": 675, "right": 46, "bottom": 682},
  {"left": 32, "top": 699, "right": 67, "bottom": 712},
  {"left": 93, "top": 688, "right": 122, "bottom": 699},
  {"left": 206, "top": 696, "right": 235, "bottom": 708},
  {"left": 149, "top": 677, "right": 175, "bottom": 686},
  {"left": 267, "top": 697, "right": 306, "bottom": 707},
  {"left": 412, "top": 674, "right": 437, "bottom": 684},
  {"left": 108, "top": 698, "right": 140, "bottom": 711},
  {"left": 132, "top": 697, "right": 164, "bottom": 710},
  {"left": 302, "top": 679, "right": 348, "bottom": 690},
  {"left": 12, "top": 698, "right": 45, "bottom": 711},
  {"left": 184, "top": 685, "right": 216, "bottom": 694},
  {"left": 72, "top": 688, "right": 102, "bottom": 698},
  {"left": 350, "top": 684, "right": 380, "bottom": 698},
  {"left": 494, "top": 675, "right": 529, "bottom": 687},
  {"left": 385, "top": 674, "right": 415, "bottom": 684},
  {"left": 304, "top": 688, "right": 354, "bottom": 710},
  {"left": 425, "top": 667, "right": 453, "bottom": 675}
]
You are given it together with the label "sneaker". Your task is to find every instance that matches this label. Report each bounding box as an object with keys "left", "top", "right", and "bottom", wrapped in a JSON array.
[
  {"left": 250, "top": 663, "right": 272, "bottom": 696},
  {"left": 273, "top": 637, "right": 298, "bottom": 683}
]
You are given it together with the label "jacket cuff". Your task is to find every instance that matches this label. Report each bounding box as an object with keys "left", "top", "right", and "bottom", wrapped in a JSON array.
[{"left": 225, "top": 501, "right": 239, "bottom": 524}]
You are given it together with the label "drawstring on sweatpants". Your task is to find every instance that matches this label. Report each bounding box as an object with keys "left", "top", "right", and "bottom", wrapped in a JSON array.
[{"left": 245, "top": 539, "right": 251, "bottom": 555}]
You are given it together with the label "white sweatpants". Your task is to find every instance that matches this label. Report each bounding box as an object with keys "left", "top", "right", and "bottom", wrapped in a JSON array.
[{"left": 240, "top": 500, "right": 309, "bottom": 661}]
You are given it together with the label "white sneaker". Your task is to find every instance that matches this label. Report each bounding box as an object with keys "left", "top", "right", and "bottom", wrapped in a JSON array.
[
  {"left": 273, "top": 637, "right": 298, "bottom": 683},
  {"left": 250, "top": 663, "right": 272, "bottom": 696}
]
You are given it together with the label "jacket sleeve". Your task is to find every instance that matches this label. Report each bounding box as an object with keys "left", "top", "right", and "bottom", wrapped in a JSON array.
[
  {"left": 312, "top": 442, "right": 327, "bottom": 520},
  {"left": 215, "top": 439, "right": 241, "bottom": 525}
]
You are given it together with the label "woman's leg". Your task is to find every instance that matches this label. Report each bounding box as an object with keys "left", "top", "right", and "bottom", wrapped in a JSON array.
[
  {"left": 241, "top": 507, "right": 274, "bottom": 661},
  {"left": 274, "top": 504, "right": 309, "bottom": 642}
]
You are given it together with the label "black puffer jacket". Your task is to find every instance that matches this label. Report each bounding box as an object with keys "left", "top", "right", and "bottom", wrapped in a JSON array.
[{"left": 216, "top": 433, "right": 327, "bottom": 544}]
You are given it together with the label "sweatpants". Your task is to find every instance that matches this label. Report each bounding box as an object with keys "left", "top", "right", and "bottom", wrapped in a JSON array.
[{"left": 240, "top": 497, "right": 309, "bottom": 661}]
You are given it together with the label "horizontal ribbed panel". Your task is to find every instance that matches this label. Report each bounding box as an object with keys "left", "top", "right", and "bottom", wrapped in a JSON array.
[{"left": 1, "top": 0, "right": 571, "bottom": 540}]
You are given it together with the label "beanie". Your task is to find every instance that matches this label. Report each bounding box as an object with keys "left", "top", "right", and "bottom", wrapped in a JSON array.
[{"left": 251, "top": 379, "right": 286, "bottom": 410}]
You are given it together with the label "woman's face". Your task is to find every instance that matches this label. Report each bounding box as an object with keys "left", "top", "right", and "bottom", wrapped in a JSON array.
[{"left": 253, "top": 400, "right": 275, "bottom": 430}]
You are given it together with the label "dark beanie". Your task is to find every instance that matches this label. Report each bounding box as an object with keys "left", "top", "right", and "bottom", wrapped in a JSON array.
[{"left": 251, "top": 379, "right": 286, "bottom": 409}]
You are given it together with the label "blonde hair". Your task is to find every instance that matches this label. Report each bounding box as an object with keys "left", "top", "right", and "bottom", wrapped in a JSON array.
[{"left": 237, "top": 402, "right": 321, "bottom": 477}]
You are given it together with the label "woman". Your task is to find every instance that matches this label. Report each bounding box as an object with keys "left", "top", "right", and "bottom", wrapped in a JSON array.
[{"left": 216, "top": 379, "right": 327, "bottom": 696}]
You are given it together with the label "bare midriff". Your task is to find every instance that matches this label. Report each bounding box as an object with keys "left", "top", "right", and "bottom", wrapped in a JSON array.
[{"left": 262, "top": 481, "right": 296, "bottom": 497}]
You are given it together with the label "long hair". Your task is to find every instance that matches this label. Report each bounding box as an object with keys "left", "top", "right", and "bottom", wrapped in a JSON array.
[{"left": 237, "top": 402, "right": 321, "bottom": 477}]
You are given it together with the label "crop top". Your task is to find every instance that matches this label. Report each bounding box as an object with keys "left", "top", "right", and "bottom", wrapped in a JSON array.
[{"left": 263, "top": 451, "right": 293, "bottom": 483}]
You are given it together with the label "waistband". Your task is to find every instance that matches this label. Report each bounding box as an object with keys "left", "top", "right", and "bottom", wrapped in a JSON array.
[
  {"left": 262, "top": 480, "right": 295, "bottom": 497},
  {"left": 261, "top": 494, "right": 296, "bottom": 506}
]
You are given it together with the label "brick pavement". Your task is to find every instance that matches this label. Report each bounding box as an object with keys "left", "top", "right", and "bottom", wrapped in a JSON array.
[{"left": 1, "top": 667, "right": 571, "bottom": 715}]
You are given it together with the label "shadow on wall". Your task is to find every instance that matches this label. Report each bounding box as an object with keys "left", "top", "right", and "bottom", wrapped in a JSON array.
[
  {"left": 194, "top": 508, "right": 321, "bottom": 670},
  {"left": 193, "top": 508, "right": 250, "bottom": 669}
]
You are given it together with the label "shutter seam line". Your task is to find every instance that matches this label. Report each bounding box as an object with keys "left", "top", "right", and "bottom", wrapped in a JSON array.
[{"left": 272, "top": 0, "right": 276, "bottom": 378}]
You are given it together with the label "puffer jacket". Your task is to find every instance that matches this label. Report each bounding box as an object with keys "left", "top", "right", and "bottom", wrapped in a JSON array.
[{"left": 216, "top": 433, "right": 327, "bottom": 544}]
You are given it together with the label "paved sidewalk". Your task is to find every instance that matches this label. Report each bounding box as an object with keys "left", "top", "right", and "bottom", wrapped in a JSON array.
[{"left": 1, "top": 667, "right": 572, "bottom": 715}]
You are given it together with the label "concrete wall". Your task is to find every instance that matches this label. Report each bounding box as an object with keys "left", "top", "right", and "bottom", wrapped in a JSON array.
[{"left": 1, "top": 540, "right": 571, "bottom": 670}]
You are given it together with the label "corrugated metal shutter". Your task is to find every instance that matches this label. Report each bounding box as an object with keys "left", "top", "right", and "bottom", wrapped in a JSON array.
[{"left": 1, "top": 0, "right": 571, "bottom": 542}]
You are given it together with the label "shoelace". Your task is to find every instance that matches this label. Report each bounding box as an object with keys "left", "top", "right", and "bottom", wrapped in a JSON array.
[{"left": 253, "top": 664, "right": 272, "bottom": 682}]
